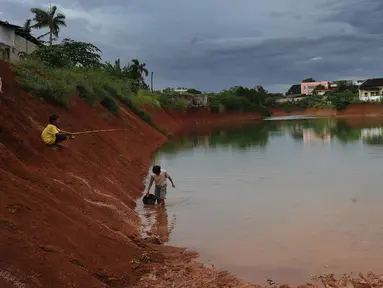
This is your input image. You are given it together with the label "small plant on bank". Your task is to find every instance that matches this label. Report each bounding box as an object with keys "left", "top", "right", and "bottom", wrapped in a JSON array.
[
  {"left": 76, "top": 82, "right": 98, "bottom": 107},
  {"left": 100, "top": 94, "right": 120, "bottom": 115}
]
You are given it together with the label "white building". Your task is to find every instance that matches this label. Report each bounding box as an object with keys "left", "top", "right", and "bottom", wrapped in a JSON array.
[
  {"left": 173, "top": 88, "right": 188, "bottom": 94},
  {"left": 331, "top": 79, "right": 366, "bottom": 88},
  {"left": 0, "top": 20, "right": 40, "bottom": 61},
  {"left": 359, "top": 78, "right": 383, "bottom": 101}
]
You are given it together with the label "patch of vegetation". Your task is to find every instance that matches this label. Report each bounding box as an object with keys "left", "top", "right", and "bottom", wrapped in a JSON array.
[
  {"left": 98, "top": 113, "right": 110, "bottom": 121},
  {"left": 76, "top": 82, "right": 98, "bottom": 106},
  {"left": 158, "top": 93, "right": 187, "bottom": 110},
  {"left": 206, "top": 86, "right": 280, "bottom": 116},
  {"left": 274, "top": 91, "right": 360, "bottom": 111},
  {"left": 13, "top": 63, "right": 75, "bottom": 107},
  {"left": 100, "top": 93, "right": 120, "bottom": 114},
  {"left": 327, "top": 92, "right": 359, "bottom": 110}
]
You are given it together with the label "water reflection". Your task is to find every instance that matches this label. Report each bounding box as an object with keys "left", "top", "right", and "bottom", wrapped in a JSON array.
[
  {"left": 160, "top": 118, "right": 383, "bottom": 155},
  {"left": 362, "top": 127, "right": 383, "bottom": 145},
  {"left": 148, "top": 116, "right": 383, "bottom": 284},
  {"left": 140, "top": 205, "right": 176, "bottom": 243}
]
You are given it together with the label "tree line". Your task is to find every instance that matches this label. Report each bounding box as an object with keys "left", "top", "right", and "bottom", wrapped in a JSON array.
[
  {"left": 15, "top": 5, "right": 361, "bottom": 115},
  {"left": 18, "top": 5, "right": 149, "bottom": 93}
]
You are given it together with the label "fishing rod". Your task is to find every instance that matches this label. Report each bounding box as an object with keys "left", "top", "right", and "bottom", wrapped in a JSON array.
[{"left": 71, "top": 128, "right": 130, "bottom": 135}]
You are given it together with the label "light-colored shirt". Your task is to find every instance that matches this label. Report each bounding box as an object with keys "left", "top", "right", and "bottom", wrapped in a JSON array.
[
  {"left": 151, "top": 169, "right": 168, "bottom": 186},
  {"left": 41, "top": 124, "right": 60, "bottom": 145}
]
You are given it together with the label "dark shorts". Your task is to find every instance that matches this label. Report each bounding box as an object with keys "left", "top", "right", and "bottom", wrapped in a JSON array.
[
  {"left": 154, "top": 185, "right": 167, "bottom": 201},
  {"left": 54, "top": 134, "right": 67, "bottom": 145}
]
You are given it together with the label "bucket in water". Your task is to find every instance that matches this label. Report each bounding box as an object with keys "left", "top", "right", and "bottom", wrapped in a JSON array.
[{"left": 143, "top": 194, "right": 156, "bottom": 205}]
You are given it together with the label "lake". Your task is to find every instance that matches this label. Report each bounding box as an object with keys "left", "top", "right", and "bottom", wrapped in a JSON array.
[{"left": 138, "top": 116, "right": 383, "bottom": 284}]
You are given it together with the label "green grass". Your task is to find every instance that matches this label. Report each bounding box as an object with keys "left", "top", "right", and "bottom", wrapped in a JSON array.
[
  {"left": 14, "top": 65, "right": 75, "bottom": 108},
  {"left": 158, "top": 93, "right": 187, "bottom": 109},
  {"left": 100, "top": 93, "right": 120, "bottom": 114},
  {"left": 11, "top": 59, "right": 168, "bottom": 135}
]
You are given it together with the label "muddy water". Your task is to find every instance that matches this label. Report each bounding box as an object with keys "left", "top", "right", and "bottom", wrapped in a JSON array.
[{"left": 138, "top": 117, "right": 383, "bottom": 284}]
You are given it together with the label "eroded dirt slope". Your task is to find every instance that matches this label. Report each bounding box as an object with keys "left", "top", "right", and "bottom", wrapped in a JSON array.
[{"left": 0, "top": 61, "right": 166, "bottom": 287}]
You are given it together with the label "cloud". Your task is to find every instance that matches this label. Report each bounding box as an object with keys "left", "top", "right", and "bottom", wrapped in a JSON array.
[
  {"left": 1, "top": 0, "right": 382, "bottom": 92},
  {"left": 324, "top": 0, "right": 383, "bottom": 35}
]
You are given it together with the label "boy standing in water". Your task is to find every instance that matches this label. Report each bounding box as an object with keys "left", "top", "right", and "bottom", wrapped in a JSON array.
[{"left": 146, "top": 165, "right": 175, "bottom": 205}]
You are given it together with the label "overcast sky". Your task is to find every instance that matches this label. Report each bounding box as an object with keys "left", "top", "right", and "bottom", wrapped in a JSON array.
[{"left": 1, "top": 0, "right": 383, "bottom": 92}]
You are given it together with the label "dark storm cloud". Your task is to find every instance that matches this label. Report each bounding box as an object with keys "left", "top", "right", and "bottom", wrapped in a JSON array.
[
  {"left": 1, "top": 0, "right": 383, "bottom": 92},
  {"left": 324, "top": 0, "right": 383, "bottom": 35},
  {"left": 160, "top": 34, "right": 383, "bottom": 90}
]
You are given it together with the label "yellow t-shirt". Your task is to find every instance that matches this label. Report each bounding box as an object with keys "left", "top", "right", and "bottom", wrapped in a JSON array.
[{"left": 41, "top": 124, "right": 60, "bottom": 145}]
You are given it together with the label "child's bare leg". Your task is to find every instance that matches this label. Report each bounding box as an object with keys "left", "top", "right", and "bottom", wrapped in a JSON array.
[{"left": 158, "top": 199, "right": 165, "bottom": 206}]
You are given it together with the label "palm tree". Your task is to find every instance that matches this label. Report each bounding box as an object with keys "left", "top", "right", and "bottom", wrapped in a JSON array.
[
  {"left": 127, "top": 59, "right": 149, "bottom": 91},
  {"left": 22, "top": 19, "right": 32, "bottom": 34},
  {"left": 129, "top": 59, "right": 149, "bottom": 79},
  {"left": 30, "top": 5, "right": 66, "bottom": 46}
]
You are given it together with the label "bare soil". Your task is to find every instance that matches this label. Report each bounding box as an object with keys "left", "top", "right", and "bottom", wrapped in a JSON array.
[{"left": 1, "top": 60, "right": 383, "bottom": 287}]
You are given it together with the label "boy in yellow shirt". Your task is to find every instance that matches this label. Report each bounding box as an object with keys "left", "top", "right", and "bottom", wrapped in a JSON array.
[{"left": 41, "top": 115, "right": 74, "bottom": 150}]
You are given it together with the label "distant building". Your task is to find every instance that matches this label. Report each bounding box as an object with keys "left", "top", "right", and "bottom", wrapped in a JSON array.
[
  {"left": 173, "top": 88, "right": 188, "bottom": 94},
  {"left": 276, "top": 94, "right": 306, "bottom": 103},
  {"left": 301, "top": 81, "right": 330, "bottom": 95},
  {"left": 330, "top": 83, "right": 338, "bottom": 89},
  {"left": 333, "top": 79, "right": 366, "bottom": 87},
  {"left": 359, "top": 78, "right": 383, "bottom": 101},
  {"left": 314, "top": 88, "right": 333, "bottom": 96},
  {"left": 160, "top": 87, "right": 189, "bottom": 94},
  {"left": 0, "top": 20, "right": 40, "bottom": 61}
]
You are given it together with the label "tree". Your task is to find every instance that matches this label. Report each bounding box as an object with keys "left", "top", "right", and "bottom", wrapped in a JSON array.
[
  {"left": 61, "top": 38, "right": 102, "bottom": 67},
  {"left": 18, "top": 18, "right": 49, "bottom": 44},
  {"left": 21, "top": 19, "right": 32, "bottom": 35},
  {"left": 129, "top": 59, "right": 149, "bottom": 79},
  {"left": 31, "top": 45, "right": 71, "bottom": 67},
  {"left": 127, "top": 59, "right": 149, "bottom": 92},
  {"left": 335, "top": 81, "right": 358, "bottom": 93},
  {"left": 102, "top": 58, "right": 149, "bottom": 92},
  {"left": 254, "top": 85, "right": 267, "bottom": 94},
  {"left": 315, "top": 84, "right": 326, "bottom": 90},
  {"left": 104, "top": 59, "right": 123, "bottom": 76},
  {"left": 286, "top": 84, "right": 301, "bottom": 95},
  {"left": 302, "top": 78, "right": 316, "bottom": 83},
  {"left": 28, "top": 39, "right": 102, "bottom": 68},
  {"left": 187, "top": 88, "right": 202, "bottom": 94},
  {"left": 104, "top": 59, "right": 130, "bottom": 78},
  {"left": 30, "top": 5, "right": 66, "bottom": 46}
]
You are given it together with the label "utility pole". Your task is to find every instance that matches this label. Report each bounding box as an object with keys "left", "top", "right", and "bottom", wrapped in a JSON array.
[{"left": 150, "top": 71, "right": 154, "bottom": 92}]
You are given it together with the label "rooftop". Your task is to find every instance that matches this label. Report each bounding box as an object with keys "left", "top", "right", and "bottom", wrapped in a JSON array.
[
  {"left": 0, "top": 19, "right": 42, "bottom": 46},
  {"left": 360, "top": 78, "right": 383, "bottom": 88},
  {"left": 0, "top": 20, "right": 20, "bottom": 29}
]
